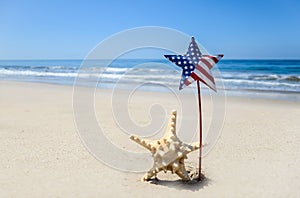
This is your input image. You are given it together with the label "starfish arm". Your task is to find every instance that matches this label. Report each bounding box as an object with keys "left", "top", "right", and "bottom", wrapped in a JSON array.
[
  {"left": 142, "top": 167, "right": 158, "bottom": 181},
  {"left": 190, "top": 141, "right": 207, "bottom": 149},
  {"left": 180, "top": 143, "right": 197, "bottom": 152},
  {"left": 175, "top": 164, "right": 190, "bottom": 181},
  {"left": 130, "top": 135, "right": 154, "bottom": 151},
  {"left": 167, "top": 109, "right": 177, "bottom": 135}
]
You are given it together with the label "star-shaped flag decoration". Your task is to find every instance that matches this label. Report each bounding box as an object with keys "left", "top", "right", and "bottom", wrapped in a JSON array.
[{"left": 165, "top": 37, "right": 223, "bottom": 91}]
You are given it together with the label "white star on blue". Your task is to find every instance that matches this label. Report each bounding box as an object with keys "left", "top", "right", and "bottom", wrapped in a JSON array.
[{"left": 164, "top": 37, "right": 202, "bottom": 89}]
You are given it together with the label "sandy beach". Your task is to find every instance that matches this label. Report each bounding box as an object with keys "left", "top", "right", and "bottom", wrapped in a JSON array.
[{"left": 0, "top": 81, "right": 299, "bottom": 197}]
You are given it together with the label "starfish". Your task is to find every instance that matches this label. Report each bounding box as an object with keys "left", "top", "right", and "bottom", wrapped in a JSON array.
[{"left": 130, "top": 110, "right": 200, "bottom": 181}]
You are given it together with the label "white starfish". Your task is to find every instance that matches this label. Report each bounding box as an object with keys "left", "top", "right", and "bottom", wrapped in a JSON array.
[{"left": 130, "top": 110, "right": 200, "bottom": 181}]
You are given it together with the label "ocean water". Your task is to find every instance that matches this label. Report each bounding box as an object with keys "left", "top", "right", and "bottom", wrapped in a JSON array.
[{"left": 0, "top": 59, "right": 299, "bottom": 100}]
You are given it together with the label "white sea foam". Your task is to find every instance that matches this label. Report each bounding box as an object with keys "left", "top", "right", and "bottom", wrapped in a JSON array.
[
  {"left": 0, "top": 69, "right": 78, "bottom": 77},
  {"left": 105, "top": 67, "right": 128, "bottom": 73}
]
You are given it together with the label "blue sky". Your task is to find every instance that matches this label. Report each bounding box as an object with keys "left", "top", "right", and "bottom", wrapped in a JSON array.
[{"left": 0, "top": 0, "right": 299, "bottom": 59}]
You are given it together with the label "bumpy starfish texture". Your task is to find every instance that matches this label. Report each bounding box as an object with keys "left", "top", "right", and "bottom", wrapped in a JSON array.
[{"left": 130, "top": 110, "right": 199, "bottom": 181}]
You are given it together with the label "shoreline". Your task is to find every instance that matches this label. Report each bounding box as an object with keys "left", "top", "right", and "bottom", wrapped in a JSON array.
[{"left": 1, "top": 79, "right": 300, "bottom": 102}]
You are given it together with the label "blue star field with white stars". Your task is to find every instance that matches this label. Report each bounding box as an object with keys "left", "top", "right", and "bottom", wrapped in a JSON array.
[{"left": 164, "top": 37, "right": 202, "bottom": 89}]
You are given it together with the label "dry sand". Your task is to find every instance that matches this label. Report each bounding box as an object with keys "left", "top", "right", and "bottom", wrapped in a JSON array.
[{"left": 0, "top": 81, "right": 299, "bottom": 197}]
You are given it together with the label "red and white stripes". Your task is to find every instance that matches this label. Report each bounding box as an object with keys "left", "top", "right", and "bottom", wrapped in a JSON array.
[{"left": 181, "top": 54, "right": 224, "bottom": 92}]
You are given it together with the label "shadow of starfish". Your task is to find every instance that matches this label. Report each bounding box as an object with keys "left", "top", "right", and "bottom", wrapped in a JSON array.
[{"left": 148, "top": 173, "right": 210, "bottom": 192}]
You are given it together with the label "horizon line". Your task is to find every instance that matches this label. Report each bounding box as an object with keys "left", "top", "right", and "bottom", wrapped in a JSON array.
[{"left": 0, "top": 58, "right": 300, "bottom": 61}]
